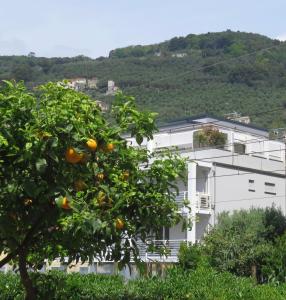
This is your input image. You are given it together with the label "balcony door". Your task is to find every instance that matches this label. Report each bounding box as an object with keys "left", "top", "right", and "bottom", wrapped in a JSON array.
[
  {"left": 156, "top": 227, "right": 170, "bottom": 241},
  {"left": 196, "top": 167, "right": 208, "bottom": 193}
]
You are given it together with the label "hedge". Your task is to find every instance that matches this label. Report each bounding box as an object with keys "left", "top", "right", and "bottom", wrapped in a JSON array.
[{"left": 1, "top": 267, "right": 286, "bottom": 299}]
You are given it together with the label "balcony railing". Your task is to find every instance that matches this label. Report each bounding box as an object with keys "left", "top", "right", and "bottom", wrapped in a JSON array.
[
  {"left": 176, "top": 191, "right": 188, "bottom": 208},
  {"left": 138, "top": 239, "right": 187, "bottom": 261}
]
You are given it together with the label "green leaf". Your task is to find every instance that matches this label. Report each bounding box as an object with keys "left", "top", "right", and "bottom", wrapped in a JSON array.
[
  {"left": 135, "top": 134, "right": 143, "bottom": 145},
  {"left": 36, "top": 158, "right": 47, "bottom": 173},
  {"left": 0, "top": 134, "right": 8, "bottom": 146}
]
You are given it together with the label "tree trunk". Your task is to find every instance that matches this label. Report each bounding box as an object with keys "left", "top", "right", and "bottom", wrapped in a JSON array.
[
  {"left": 18, "top": 250, "right": 37, "bottom": 300},
  {"left": 251, "top": 264, "right": 257, "bottom": 282}
]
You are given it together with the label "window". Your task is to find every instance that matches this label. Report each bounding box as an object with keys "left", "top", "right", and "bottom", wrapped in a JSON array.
[
  {"left": 234, "top": 143, "right": 246, "bottom": 154},
  {"left": 248, "top": 179, "right": 255, "bottom": 192},
  {"left": 265, "top": 182, "right": 276, "bottom": 195},
  {"left": 157, "top": 227, "right": 170, "bottom": 240}
]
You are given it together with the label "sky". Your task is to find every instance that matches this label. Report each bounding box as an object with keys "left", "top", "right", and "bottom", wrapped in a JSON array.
[{"left": 0, "top": 0, "right": 285, "bottom": 58}]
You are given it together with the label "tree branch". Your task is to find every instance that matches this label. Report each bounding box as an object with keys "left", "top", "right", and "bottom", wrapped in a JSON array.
[{"left": 0, "top": 205, "right": 54, "bottom": 268}]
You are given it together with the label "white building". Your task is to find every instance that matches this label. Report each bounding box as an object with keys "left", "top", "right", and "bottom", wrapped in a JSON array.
[
  {"left": 2, "top": 115, "right": 284, "bottom": 275},
  {"left": 128, "top": 115, "right": 286, "bottom": 263},
  {"left": 106, "top": 80, "right": 119, "bottom": 95},
  {"left": 68, "top": 78, "right": 87, "bottom": 91}
]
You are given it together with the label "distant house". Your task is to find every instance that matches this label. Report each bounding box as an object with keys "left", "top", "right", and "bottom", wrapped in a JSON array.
[
  {"left": 68, "top": 78, "right": 87, "bottom": 91},
  {"left": 87, "top": 77, "right": 98, "bottom": 89},
  {"left": 224, "top": 112, "right": 251, "bottom": 124},
  {"left": 171, "top": 52, "right": 187, "bottom": 58},
  {"left": 106, "top": 80, "right": 119, "bottom": 95}
]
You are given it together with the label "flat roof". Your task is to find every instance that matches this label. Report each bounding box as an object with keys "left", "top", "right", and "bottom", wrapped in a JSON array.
[{"left": 157, "top": 114, "right": 269, "bottom": 137}]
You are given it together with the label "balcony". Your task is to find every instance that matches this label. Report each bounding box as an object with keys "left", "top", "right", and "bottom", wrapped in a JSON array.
[
  {"left": 176, "top": 191, "right": 188, "bottom": 208},
  {"left": 138, "top": 239, "right": 186, "bottom": 262}
]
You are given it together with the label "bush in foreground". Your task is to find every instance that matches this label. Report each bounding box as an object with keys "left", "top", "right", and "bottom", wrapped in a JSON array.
[{"left": 1, "top": 267, "right": 286, "bottom": 300}]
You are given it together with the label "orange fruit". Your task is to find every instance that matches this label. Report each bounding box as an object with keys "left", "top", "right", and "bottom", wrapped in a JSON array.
[
  {"left": 74, "top": 179, "right": 86, "bottom": 191},
  {"left": 106, "top": 143, "right": 115, "bottom": 152},
  {"left": 97, "top": 173, "right": 104, "bottom": 181},
  {"left": 115, "top": 218, "right": 124, "bottom": 230},
  {"left": 86, "top": 139, "right": 98, "bottom": 151},
  {"left": 55, "top": 196, "right": 71, "bottom": 210},
  {"left": 62, "top": 197, "right": 71, "bottom": 210},
  {"left": 65, "top": 147, "right": 82, "bottom": 164}
]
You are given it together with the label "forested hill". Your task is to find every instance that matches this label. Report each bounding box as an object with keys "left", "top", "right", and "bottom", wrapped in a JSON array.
[{"left": 1, "top": 30, "right": 286, "bottom": 128}]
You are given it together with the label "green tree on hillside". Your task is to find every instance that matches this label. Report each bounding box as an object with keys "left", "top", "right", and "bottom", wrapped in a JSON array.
[{"left": 168, "top": 37, "right": 188, "bottom": 51}]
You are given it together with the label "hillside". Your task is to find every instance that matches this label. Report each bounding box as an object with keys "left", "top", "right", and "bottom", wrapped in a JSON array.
[{"left": 1, "top": 30, "right": 286, "bottom": 128}]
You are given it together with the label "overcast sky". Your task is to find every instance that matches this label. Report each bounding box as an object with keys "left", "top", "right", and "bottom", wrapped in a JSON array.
[{"left": 0, "top": 0, "right": 285, "bottom": 58}]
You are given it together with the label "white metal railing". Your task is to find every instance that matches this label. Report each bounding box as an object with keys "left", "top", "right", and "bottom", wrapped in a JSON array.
[
  {"left": 196, "top": 193, "right": 211, "bottom": 210},
  {"left": 138, "top": 239, "right": 187, "bottom": 260},
  {"left": 176, "top": 191, "right": 188, "bottom": 208}
]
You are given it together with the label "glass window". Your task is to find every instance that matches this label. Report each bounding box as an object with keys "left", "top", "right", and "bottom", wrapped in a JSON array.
[
  {"left": 234, "top": 143, "right": 246, "bottom": 154},
  {"left": 248, "top": 179, "right": 255, "bottom": 192},
  {"left": 265, "top": 182, "right": 276, "bottom": 195}
]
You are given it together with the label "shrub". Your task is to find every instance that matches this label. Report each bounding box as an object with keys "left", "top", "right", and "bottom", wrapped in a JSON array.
[
  {"left": 178, "top": 243, "right": 207, "bottom": 270},
  {"left": 193, "top": 126, "right": 227, "bottom": 149},
  {"left": 0, "top": 272, "right": 24, "bottom": 300},
  {"left": 1, "top": 267, "right": 286, "bottom": 299},
  {"left": 203, "top": 207, "right": 286, "bottom": 283}
]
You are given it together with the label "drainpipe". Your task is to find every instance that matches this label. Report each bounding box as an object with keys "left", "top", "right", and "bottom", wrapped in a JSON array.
[{"left": 213, "top": 165, "right": 216, "bottom": 226}]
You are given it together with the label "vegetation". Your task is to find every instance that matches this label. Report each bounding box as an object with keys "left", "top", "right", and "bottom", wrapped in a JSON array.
[
  {"left": 178, "top": 207, "right": 286, "bottom": 284},
  {"left": 1, "top": 31, "right": 286, "bottom": 128},
  {"left": 193, "top": 126, "right": 227, "bottom": 149},
  {"left": 1, "top": 268, "right": 286, "bottom": 300},
  {"left": 0, "top": 81, "right": 186, "bottom": 299}
]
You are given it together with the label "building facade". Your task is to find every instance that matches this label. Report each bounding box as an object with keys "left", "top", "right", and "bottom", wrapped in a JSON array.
[
  {"left": 1, "top": 116, "right": 285, "bottom": 275},
  {"left": 128, "top": 115, "right": 286, "bottom": 263}
]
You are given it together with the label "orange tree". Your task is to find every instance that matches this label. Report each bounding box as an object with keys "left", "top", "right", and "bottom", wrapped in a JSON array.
[{"left": 0, "top": 81, "right": 186, "bottom": 299}]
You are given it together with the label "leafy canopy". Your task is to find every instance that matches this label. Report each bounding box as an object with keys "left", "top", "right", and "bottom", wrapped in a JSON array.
[
  {"left": 0, "top": 81, "right": 186, "bottom": 296},
  {"left": 203, "top": 207, "right": 286, "bottom": 283}
]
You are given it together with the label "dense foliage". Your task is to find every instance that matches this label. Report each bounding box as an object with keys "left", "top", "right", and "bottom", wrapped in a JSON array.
[
  {"left": 1, "top": 31, "right": 286, "bottom": 128},
  {"left": 0, "top": 81, "right": 186, "bottom": 298},
  {"left": 179, "top": 207, "right": 286, "bottom": 284},
  {"left": 1, "top": 268, "right": 286, "bottom": 300}
]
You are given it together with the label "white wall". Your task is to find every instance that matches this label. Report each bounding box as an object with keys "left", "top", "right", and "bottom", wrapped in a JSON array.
[
  {"left": 127, "top": 124, "right": 285, "bottom": 163},
  {"left": 169, "top": 221, "right": 186, "bottom": 240},
  {"left": 187, "top": 149, "right": 285, "bottom": 175},
  {"left": 127, "top": 122, "right": 286, "bottom": 245},
  {"left": 213, "top": 165, "right": 286, "bottom": 218},
  {"left": 195, "top": 214, "right": 211, "bottom": 242}
]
